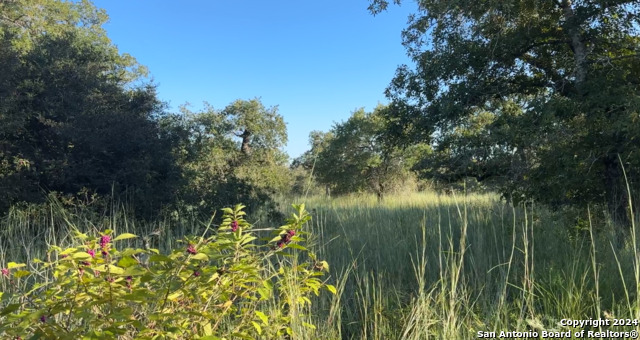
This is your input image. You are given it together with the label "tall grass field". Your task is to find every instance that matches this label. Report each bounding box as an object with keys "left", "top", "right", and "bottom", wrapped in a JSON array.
[{"left": 2, "top": 191, "right": 640, "bottom": 339}]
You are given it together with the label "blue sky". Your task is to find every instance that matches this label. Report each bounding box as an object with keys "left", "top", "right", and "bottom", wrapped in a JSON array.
[{"left": 92, "top": 0, "right": 416, "bottom": 159}]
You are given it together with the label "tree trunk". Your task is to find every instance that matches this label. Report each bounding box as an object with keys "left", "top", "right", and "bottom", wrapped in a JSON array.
[
  {"left": 603, "top": 154, "right": 631, "bottom": 228},
  {"left": 560, "top": 0, "right": 588, "bottom": 89},
  {"left": 376, "top": 182, "right": 384, "bottom": 203},
  {"left": 240, "top": 129, "right": 251, "bottom": 155}
]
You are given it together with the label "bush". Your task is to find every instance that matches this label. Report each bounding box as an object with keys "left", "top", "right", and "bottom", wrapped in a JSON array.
[{"left": 0, "top": 204, "right": 334, "bottom": 339}]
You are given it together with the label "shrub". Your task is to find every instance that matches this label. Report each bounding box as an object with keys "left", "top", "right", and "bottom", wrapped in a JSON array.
[{"left": 0, "top": 204, "right": 334, "bottom": 339}]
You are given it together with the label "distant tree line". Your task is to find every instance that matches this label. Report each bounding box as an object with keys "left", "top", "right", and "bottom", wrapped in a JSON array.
[
  {"left": 0, "top": 0, "right": 290, "bottom": 218},
  {"left": 295, "top": 0, "right": 640, "bottom": 225},
  {"left": 4, "top": 0, "right": 639, "bottom": 227}
]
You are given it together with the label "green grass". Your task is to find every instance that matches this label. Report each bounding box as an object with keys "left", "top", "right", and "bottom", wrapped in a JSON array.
[
  {"left": 282, "top": 192, "right": 640, "bottom": 339},
  {"left": 2, "top": 191, "right": 640, "bottom": 339}
]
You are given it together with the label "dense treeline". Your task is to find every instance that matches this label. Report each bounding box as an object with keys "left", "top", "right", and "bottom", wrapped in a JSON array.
[
  {"left": 1, "top": 0, "right": 169, "bottom": 215},
  {"left": 0, "top": 0, "right": 291, "bottom": 218},
  {"left": 2, "top": 0, "right": 640, "bottom": 226}
]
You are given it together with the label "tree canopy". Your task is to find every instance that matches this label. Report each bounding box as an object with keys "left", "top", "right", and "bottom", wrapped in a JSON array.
[
  {"left": 302, "top": 105, "right": 422, "bottom": 200},
  {"left": 0, "top": 1, "right": 175, "bottom": 215},
  {"left": 221, "top": 99, "right": 287, "bottom": 156},
  {"left": 371, "top": 0, "right": 640, "bottom": 222},
  {"left": 163, "top": 99, "right": 290, "bottom": 216}
]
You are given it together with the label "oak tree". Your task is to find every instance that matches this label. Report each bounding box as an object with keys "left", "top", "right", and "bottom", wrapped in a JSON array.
[{"left": 372, "top": 0, "right": 640, "bottom": 222}]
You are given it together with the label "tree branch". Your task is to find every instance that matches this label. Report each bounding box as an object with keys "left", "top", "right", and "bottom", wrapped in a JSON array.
[{"left": 591, "top": 53, "right": 640, "bottom": 64}]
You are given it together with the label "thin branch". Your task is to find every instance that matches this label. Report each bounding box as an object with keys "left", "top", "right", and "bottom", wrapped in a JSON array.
[
  {"left": 591, "top": 53, "right": 640, "bottom": 64},
  {"left": 520, "top": 39, "right": 570, "bottom": 53}
]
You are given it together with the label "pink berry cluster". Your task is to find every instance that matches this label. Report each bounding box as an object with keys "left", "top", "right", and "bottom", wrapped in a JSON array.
[
  {"left": 100, "top": 235, "right": 110, "bottom": 251},
  {"left": 276, "top": 230, "right": 296, "bottom": 248},
  {"left": 186, "top": 244, "right": 197, "bottom": 255}
]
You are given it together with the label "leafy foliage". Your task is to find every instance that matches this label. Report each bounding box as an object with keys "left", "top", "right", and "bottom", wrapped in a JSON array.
[
  {"left": 373, "top": 0, "right": 640, "bottom": 220},
  {"left": 0, "top": 0, "right": 292, "bottom": 218},
  {"left": 0, "top": 0, "right": 147, "bottom": 81},
  {"left": 162, "top": 100, "right": 291, "bottom": 217},
  {"left": 0, "top": 204, "right": 334, "bottom": 339},
  {"left": 221, "top": 98, "right": 287, "bottom": 156},
  {"left": 305, "top": 105, "right": 424, "bottom": 200},
  {"left": 290, "top": 131, "right": 335, "bottom": 196},
  {"left": 0, "top": 22, "right": 177, "bottom": 216}
]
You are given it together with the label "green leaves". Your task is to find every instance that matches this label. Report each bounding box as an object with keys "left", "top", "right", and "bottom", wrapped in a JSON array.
[
  {"left": 6, "top": 262, "right": 25, "bottom": 270},
  {"left": 72, "top": 252, "right": 92, "bottom": 260},
  {"left": 312, "top": 105, "right": 418, "bottom": 199},
  {"left": 172, "top": 98, "right": 292, "bottom": 218},
  {"left": 93, "top": 264, "right": 125, "bottom": 275},
  {"left": 190, "top": 253, "right": 209, "bottom": 261},
  {"left": 113, "top": 233, "right": 137, "bottom": 241},
  {"left": 0, "top": 0, "right": 179, "bottom": 218},
  {"left": 0, "top": 204, "right": 333, "bottom": 339},
  {"left": 255, "top": 311, "right": 269, "bottom": 325},
  {"left": 371, "top": 0, "right": 640, "bottom": 219}
]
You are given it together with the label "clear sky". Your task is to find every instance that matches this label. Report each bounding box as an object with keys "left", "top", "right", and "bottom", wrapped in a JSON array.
[{"left": 92, "top": 0, "right": 416, "bottom": 159}]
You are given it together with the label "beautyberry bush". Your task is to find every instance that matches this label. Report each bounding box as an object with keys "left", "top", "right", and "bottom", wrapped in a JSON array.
[{"left": 0, "top": 204, "right": 334, "bottom": 339}]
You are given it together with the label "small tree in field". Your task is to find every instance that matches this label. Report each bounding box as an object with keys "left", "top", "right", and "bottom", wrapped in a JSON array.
[{"left": 313, "top": 105, "right": 419, "bottom": 200}]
